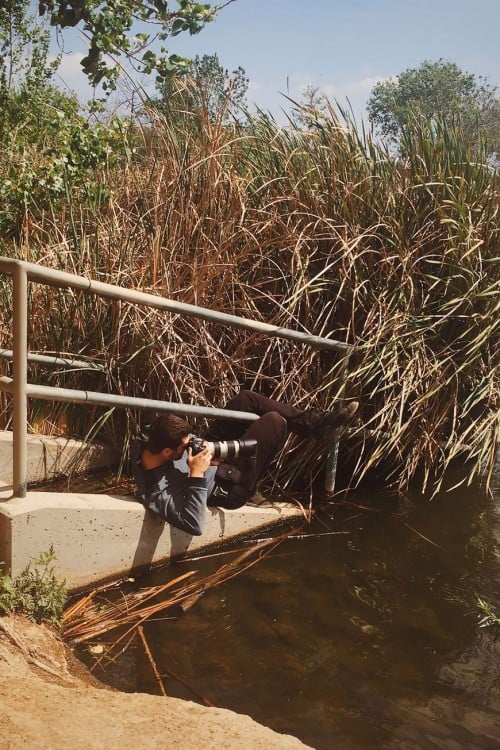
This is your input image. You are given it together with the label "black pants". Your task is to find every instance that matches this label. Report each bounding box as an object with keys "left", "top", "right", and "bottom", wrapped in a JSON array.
[{"left": 205, "top": 389, "right": 313, "bottom": 510}]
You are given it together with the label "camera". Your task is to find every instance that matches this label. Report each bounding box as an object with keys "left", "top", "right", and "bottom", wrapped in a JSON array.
[{"left": 188, "top": 435, "right": 257, "bottom": 461}]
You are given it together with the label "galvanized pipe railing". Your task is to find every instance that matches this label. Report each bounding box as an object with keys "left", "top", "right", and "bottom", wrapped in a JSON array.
[
  {"left": 5, "top": 258, "right": 351, "bottom": 352},
  {"left": 12, "top": 262, "right": 28, "bottom": 498},
  {"left": 0, "top": 350, "right": 106, "bottom": 371},
  {"left": 0, "top": 256, "right": 352, "bottom": 498}
]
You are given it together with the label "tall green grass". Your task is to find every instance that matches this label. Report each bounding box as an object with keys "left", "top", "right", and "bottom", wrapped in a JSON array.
[{"left": 0, "top": 103, "right": 498, "bottom": 496}]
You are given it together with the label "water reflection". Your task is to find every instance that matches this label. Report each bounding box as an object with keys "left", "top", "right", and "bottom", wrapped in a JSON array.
[{"left": 84, "top": 462, "right": 500, "bottom": 749}]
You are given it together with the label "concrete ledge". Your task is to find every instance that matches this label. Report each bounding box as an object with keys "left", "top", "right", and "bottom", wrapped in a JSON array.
[
  {"left": 0, "top": 491, "right": 303, "bottom": 592},
  {"left": 0, "top": 431, "right": 303, "bottom": 591},
  {"left": 0, "top": 430, "right": 118, "bottom": 485}
]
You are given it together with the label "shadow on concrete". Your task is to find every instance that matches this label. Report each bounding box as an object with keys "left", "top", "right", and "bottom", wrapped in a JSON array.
[
  {"left": 132, "top": 504, "right": 233, "bottom": 570},
  {"left": 169, "top": 525, "right": 195, "bottom": 558},
  {"left": 208, "top": 505, "right": 226, "bottom": 539},
  {"left": 0, "top": 481, "right": 13, "bottom": 501},
  {"left": 130, "top": 506, "right": 166, "bottom": 572},
  {"left": 167, "top": 506, "right": 228, "bottom": 558}
]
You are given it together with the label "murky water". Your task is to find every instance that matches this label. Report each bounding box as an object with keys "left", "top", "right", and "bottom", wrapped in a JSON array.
[{"left": 82, "top": 460, "right": 500, "bottom": 749}]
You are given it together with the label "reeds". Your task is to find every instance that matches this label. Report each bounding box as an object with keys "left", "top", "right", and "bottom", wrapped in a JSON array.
[
  {"left": 0, "top": 99, "right": 498, "bottom": 495},
  {"left": 62, "top": 532, "right": 293, "bottom": 655},
  {"left": 60, "top": 528, "right": 308, "bottom": 699}
]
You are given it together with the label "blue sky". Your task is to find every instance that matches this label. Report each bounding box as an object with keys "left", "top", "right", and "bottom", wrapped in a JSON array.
[{"left": 55, "top": 0, "right": 500, "bottom": 121}]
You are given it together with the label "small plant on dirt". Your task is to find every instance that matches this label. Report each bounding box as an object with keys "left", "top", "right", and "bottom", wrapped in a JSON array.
[{"left": 0, "top": 546, "right": 67, "bottom": 626}]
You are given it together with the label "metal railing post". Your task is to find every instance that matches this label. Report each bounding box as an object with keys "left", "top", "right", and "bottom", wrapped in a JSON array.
[
  {"left": 0, "top": 258, "right": 356, "bottom": 499},
  {"left": 324, "top": 432, "right": 341, "bottom": 497},
  {"left": 12, "top": 263, "right": 28, "bottom": 498},
  {"left": 324, "top": 354, "right": 351, "bottom": 497}
]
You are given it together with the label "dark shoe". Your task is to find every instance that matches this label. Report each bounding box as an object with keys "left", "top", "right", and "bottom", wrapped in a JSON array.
[{"left": 311, "top": 401, "right": 359, "bottom": 439}]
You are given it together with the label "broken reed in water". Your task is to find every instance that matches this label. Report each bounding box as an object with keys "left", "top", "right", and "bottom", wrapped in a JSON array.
[{"left": 61, "top": 529, "right": 299, "bottom": 656}]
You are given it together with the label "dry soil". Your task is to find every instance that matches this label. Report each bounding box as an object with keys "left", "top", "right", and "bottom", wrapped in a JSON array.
[{"left": 0, "top": 614, "right": 312, "bottom": 750}]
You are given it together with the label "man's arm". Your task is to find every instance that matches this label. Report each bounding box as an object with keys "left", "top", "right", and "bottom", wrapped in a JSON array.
[
  {"left": 148, "top": 475, "right": 208, "bottom": 536},
  {"left": 161, "top": 445, "right": 212, "bottom": 534},
  {"left": 132, "top": 444, "right": 215, "bottom": 536}
]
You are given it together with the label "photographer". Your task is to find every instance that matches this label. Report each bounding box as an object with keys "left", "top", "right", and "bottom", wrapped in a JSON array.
[{"left": 132, "top": 389, "right": 358, "bottom": 535}]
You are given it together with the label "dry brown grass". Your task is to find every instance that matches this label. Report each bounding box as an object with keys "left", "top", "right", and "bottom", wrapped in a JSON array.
[{"left": 0, "top": 104, "right": 498, "bottom": 496}]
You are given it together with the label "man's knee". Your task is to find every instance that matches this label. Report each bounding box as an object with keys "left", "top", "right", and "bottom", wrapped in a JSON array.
[
  {"left": 230, "top": 389, "right": 254, "bottom": 409},
  {"left": 260, "top": 411, "right": 287, "bottom": 439},
  {"left": 238, "top": 389, "right": 253, "bottom": 398}
]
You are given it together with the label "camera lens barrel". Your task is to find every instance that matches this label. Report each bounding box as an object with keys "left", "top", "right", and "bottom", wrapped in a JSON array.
[
  {"left": 212, "top": 438, "right": 257, "bottom": 460},
  {"left": 189, "top": 435, "right": 257, "bottom": 460}
]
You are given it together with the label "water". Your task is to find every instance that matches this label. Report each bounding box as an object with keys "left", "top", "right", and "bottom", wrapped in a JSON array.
[{"left": 82, "top": 461, "right": 500, "bottom": 749}]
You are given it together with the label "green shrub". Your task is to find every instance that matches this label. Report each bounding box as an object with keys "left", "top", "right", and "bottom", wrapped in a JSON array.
[
  {"left": 0, "top": 546, "right": 67, "bottom": 626},
  {"left": 0, "top": 0, "right": 135, "bottom": 235}
]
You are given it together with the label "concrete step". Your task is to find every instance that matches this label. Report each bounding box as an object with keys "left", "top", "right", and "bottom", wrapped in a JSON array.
[
  {"left": 0, "top": 432, "right": 303, "bottom": 592},
  {"left": 0, "top": 430, "right": 119, "bottom": 486},
  {"left": 0, "top": 491, "right": 303, "bottom": 592}
]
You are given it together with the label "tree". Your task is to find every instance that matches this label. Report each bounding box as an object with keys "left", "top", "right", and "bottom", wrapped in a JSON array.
[
  {"left": 0, "top": 0, "right": 70, "bottom": 136},
  {"left": 0, "top": 1, "right": 131, "bottom": 235},
  {"left": 291, "top": 85, "right": 329, "bottom": 129},
  {"left": 0, "top": 0, "right": 59, "bottom": 96},
  {"left": 33, "top": 0, "right": 232, "bottom": 90},
  {"left": 367, "top": 59, "right": 500, "bottom": 157},
  {"left": 156, "top": 52, "right": 248, "bottom": 123}
]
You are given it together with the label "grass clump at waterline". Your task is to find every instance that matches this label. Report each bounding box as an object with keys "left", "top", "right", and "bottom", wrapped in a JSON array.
[{"left": 0, "top": 102, "right": 498, "bottom": 497}]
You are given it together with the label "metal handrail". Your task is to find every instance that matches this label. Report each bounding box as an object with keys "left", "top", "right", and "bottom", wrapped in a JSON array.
[
  {"left": 0, "top": 376, "right": 259, "bottom": 423},
  {"left": 0, "top": 257, "right": 350, "bottom": 352},
  {"left": 0, "top": 256, "right": 352, "bottom": 498},
  {"left": 0, "top": 349, "right": 105, "bottom": 371}
]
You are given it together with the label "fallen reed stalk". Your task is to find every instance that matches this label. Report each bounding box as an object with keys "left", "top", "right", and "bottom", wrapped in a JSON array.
[
  {"left": 137, "top": 625, "right": 167, "bottom": 697},
  {"left": 62, "top": 569, "right": 197, "bottom": 644},
  {"left": 159, "top": 662, "right": 214, "bottom": 707},
  {"left": 61, "top": 528, "right": 303, "bottom": 660}
]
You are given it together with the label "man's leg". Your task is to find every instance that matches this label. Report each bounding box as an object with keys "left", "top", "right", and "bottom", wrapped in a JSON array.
[
  {"left": 207, "top": 388, "right": 358, "bottom": 441},
  {"left": 206, "top": 389, "right": 303, "bottom": 441},
  {"left": 207, "top": 389, "right": 359, "bottom": 510},
  {"left": 208, "top": 410, "right": 288, "bottom": 510}
]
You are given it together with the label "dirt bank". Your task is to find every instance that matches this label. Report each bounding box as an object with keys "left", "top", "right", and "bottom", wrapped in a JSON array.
[{"left": 0, "top": 615, "right": 312, "bottom": 749}]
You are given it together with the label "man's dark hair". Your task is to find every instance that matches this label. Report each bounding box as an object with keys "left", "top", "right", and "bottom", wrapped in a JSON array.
[{"left": 146, "top": 414, "right": 191, "bottom": 453}]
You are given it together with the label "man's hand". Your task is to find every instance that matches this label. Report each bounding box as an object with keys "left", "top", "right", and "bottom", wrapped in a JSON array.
[{"left": 187, "top": 446, "right": 212, "bottom": 478}]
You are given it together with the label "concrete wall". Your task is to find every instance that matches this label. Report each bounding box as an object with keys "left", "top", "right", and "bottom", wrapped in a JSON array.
[
  {"left": 0, "top": 491, "right": 302, "bottom": 591},
  {"left": 0, "top": 430, "right": 303, "bottom": 591},
  {"left": 0, "top": 430, "right": 118, "bottom": 487}
]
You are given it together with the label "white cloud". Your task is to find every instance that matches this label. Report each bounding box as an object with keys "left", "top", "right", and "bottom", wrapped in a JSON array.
[
  {"left": 323, "top": 75, "right": 387, "bottom": 99},
  {"left": 52, "top": 51, "right": 90, "bottom": 97},
  {"left": 246, "top": 73, "right": 390, "bottom": 123}
]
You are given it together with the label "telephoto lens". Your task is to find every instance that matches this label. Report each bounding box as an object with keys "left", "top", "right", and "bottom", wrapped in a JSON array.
[
  {"left": 211, "top": 438, "right": 257, "bottom": 460},
  {"left": 189, "top": 435, "right": 257, "bottom": 460}
]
